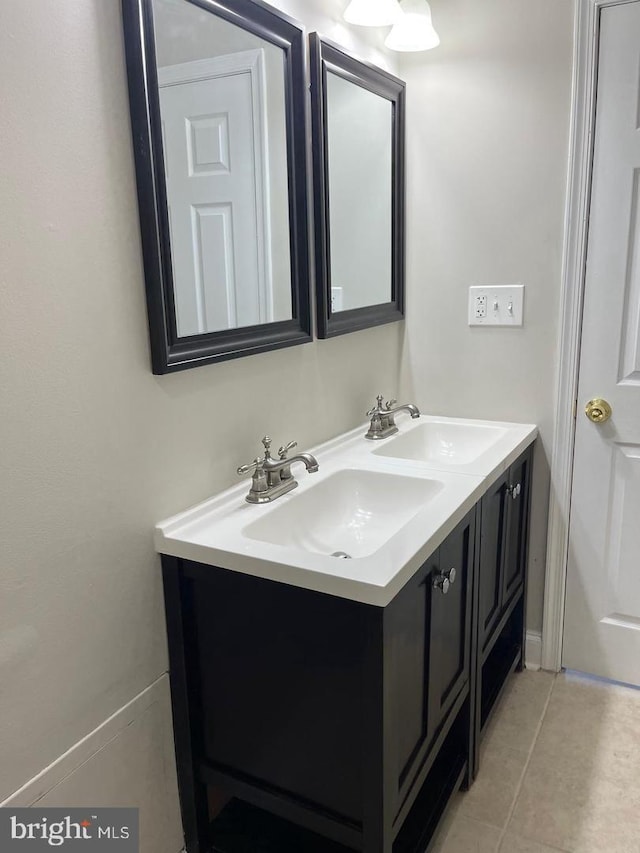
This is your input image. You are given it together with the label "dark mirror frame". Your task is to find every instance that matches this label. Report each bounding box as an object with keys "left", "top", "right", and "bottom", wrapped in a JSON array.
[
  {"left": 309, "top": 34, "right": 406, "bottom": 340},
  {"left": 122, "top": 0, "right": 312, "bottom": 374}
]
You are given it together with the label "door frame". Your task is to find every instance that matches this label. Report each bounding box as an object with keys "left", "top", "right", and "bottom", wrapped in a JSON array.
[{"left": 541, "top": 0, "right": 639, "bottom": 671}]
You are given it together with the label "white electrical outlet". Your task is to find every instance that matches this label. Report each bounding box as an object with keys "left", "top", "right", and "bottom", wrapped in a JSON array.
[{"left": 468, "top": 285, "right": 524, "bottom": 326}]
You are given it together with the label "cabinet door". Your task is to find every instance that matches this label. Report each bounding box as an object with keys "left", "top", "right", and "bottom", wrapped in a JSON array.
[
  {"left": 502, "top": 447, "right": 532, "bottom": 605},
  {"left": 478, "top": 471, "right": 509, "bottom": 650},
  {"left": 427, "top": 510, "right": 475, "bottom": 740},
  {"left": 386, "top": 558, "right": 434, "bottom": 799}
]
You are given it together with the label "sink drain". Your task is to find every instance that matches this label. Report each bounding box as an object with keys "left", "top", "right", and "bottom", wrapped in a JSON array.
[{"left": 331, "top": 550, "right": 352, "bottom": 559}]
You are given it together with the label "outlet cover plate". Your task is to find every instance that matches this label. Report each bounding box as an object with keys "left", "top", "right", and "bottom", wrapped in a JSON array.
[{"left": 468, "top": 285, "right": 524, "bottom": 326}]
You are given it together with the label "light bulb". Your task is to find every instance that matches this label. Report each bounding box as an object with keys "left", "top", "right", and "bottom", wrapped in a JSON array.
[
  {"left": 385, "top": 0, "right": 440, "bottom": 51},
  {"left": 343, "top": 0, "right": 402, "bottom": 27}
]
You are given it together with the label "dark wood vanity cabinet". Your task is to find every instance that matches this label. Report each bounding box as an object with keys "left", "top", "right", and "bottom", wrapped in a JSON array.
[
  {"left": 502, "top": 450, "right": 532, "bottom": 606},
  {"left": 478, "top": 449, "right": 532, "bottom": 654},
  {"left": 163, "top": 444, "right": 534, "bottom": 853},
  {"left": 387, "top": 509, "right": 475, "bottom": 815},
  {"left": 474, "top": 445, "right": 533, "bottom": 774},
  {"left": 478, "top": 470, "right": 509, "bottom": 649}
]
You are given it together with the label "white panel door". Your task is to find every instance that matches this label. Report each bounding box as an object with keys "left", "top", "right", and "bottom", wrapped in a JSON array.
[
  {"left": 563, "top": 1, "right": 640, "bottom": 685},
  {"left": 158, "top": 52, "right": 270, "bottom": 336}
]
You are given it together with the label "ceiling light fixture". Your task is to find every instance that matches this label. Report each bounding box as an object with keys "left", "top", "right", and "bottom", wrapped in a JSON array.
[
  {"left": 385, "top": 0, "right": 440, "bottom": 51},
  {"left": 343, "top": 0, "right": 402, "bottom": 27}
]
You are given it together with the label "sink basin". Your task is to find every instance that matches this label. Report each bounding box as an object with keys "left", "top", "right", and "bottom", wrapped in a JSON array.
[
  {"left": 243, "top": 468, "right": 443, "bottom": 559},
  {"left": 155, "top": 416, "right": 536, "bottom": 605},
  {"left": 373, "top": 421, "right": 508, "bottom": 467}
]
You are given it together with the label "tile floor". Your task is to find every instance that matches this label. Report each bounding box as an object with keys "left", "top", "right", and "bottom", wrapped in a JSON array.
[{"left": 431, "top": 669, "right": 640, "bottom": 853}]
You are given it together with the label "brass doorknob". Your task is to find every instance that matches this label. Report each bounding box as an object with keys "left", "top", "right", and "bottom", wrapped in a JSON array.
[{"left": 585, "top": 398, "right": 612, "bottom": 424}]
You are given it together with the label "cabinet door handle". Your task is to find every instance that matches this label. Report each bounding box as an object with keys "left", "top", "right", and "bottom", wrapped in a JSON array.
[
  {"left": 433, "top": 567, "right": 457, "bottom": 595},
  {"left": 507, "top": 482, "right": 521, "bottom": 500}
]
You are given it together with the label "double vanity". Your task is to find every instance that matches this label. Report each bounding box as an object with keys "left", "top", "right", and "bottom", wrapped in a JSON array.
[
  {"left": 122, "top": 1, "right": 538, "bottom": 847},
  {"left": 157, "top": 406, "right": 537, "bottom": 853}
]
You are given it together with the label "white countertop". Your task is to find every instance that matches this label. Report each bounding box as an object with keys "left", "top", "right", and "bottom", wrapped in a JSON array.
[{"left": 155, "top": 415, "right": 537, "bottom": 606}]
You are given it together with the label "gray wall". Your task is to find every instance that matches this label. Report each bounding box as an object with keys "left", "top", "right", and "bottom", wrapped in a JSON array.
[
  {"left": 0, "top": 0, "right": 400, "bottom": 848},
  {"left": 399, "top": 0, "right": 574, "bottom": 633},
  {"left": 0, "top": 0, "right": 573, "bottom": 848}
]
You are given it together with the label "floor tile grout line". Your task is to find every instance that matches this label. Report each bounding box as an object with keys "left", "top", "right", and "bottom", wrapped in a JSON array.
[{"left": 496, "top": 672, "right": 559, "bottom": 852}]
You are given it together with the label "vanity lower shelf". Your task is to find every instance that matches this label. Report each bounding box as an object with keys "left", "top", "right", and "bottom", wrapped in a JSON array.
[
  {"left": 162, "top": 442, "right": 535, "bottom": 853},
  {"left": 205, "top": 703, "right": 469, "bottom": 853},
  {"left": 209, "top": 800, "right": 354, "bottom": 853}
]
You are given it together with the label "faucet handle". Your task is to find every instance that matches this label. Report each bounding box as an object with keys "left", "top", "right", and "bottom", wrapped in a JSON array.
[
  {"left": 385, "top": 399, "right": 398, "bottom": 411},
  {"left": 278, "top": 440, "right": 297, "bottom": 460},
  {"left": 367, "top": 394, "right": 386, "bottom": 417},
  {"left": 237, "top": 456, "right": 262, "bottom": 477}
]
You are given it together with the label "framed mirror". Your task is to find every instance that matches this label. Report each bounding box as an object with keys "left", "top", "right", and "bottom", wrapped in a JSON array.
[
  {"left": 122, "top": 0, "right": 312, "bottom": 373},
  {"left": 309, "top": 34, "right": 405, "bottom": 339}
]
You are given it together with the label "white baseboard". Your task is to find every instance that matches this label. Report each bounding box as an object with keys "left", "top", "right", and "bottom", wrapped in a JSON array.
[
  {"left": 1, "top": 674, "right": 170, "bottom": 808},
  {"left": 525, "top": 630, "right": 543, "bottom": 671}
]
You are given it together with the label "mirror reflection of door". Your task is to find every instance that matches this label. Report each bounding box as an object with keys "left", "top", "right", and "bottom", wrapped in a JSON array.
[
  {"left": 152, "top": 0, "right": 292, "bottom": 337},
  {"left": 159, "top": 52, "right": 271, "bottom": 334}
]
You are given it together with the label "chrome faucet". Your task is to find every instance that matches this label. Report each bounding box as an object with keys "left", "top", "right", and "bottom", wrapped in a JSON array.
[
  {"left": 365, "top": 394, "right": 421, "bottom": 440},
  {"left": 237, "top": 436, "right": 319, "bottom": 504}
]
